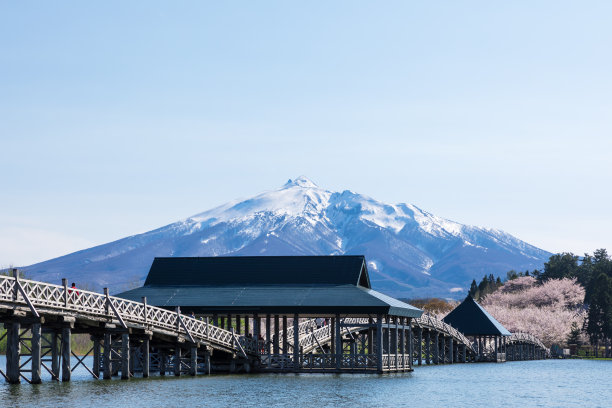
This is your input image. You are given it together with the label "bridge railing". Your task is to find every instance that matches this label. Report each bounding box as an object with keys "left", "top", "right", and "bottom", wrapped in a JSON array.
[
  {"left": 0, "top": 275, "right": 258, "bottom": 355},
  {"left": 506, "top": 332, "right": 547, "bottom": 350},
  {"left": 414, "top": 314, "right": 475, "bottom": 353}
]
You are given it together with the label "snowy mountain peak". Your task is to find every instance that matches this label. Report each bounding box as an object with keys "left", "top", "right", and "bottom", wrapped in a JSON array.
[
  {"left": 284, "top": 176, "right": 319, "bottom": 189},
  {"left": 23, "top": 177, "right": 551, "bottom": 299}
]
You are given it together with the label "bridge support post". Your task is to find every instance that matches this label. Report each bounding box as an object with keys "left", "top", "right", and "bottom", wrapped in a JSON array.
[
  {"left": 282, "top": 315, "right": 288, "bottom": 364},
  {"left": 273, "top": 315, "right": 280, "bottom": 356},
  {"left": 142, "top": 339, "right": 150, "bottom": 378},
  {"left": 6, "top": 322, "right": 21, "bottom": 384},
  {"left": 266, "top": 315, "right": 271, "bottom": 366},
  {"left": 448, "top": 337, "right": 453, "bottom": 364},
  {"left": 254, "top": 313, "right": 260, "bottom": 356},
  {"left": 61, "top": 326, "right": 71, "bottom": 382},
  {"left": 160, "top": 350, "right": 166, "bottom": 376},
  {"left": 335, "top": 314, "right": 341, "bottom": 371},
  {"left": 417, "top": 327, "right": 422, "bottom": 366},
  {"left": 462, "top": 344, "right": 467, "bottom": 363},
  {"left": 190, "top": 346, "right": 198, "bottom": 376},
  {"left": 408, "top": 320, "right": 413, "bottom": 370},
  {"left": 174, "top": 346, "right": 182, "bottom": 376},
  {"left": 31, "top": 322, "right": 42, "bottom": 384},
  {"left": 293, "top": 314, "right": 300, "bottom": 371},
  {"left": 205, "top": 350, "right": 211, "bottom": 375},
  {"left": 376, "top": 315, "right": 383, "bottom": 373},
  {"left": 51, "top": 331, "right": 60, "bottom": 380},
  {"left": 367, "top": 318, "right": 373, "bottom": 358},
  {"left": 92, "top": 336, "right": 101, "bottom": 379},
  {"left": 425, "top": 331, "right": 430, "bottom": 364},
  {"left": 121, "top": 333, "right": 130, "bottom": 380},
  {"left": 399, "top": 318, "right": 405, "bottom": 371},
  {"left": 433, "top": 333, "right": 439, "bottom": 364},
  {"left": 103, "top": 333, "right": 112, "bottom": 379},
  {"left": 392, "top": 318, "right": 398, "bottom": 371}
]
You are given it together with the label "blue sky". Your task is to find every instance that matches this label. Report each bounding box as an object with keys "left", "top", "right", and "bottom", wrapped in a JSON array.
[{"left": 1, "top": 1, "right": 612, "bottom": 266}]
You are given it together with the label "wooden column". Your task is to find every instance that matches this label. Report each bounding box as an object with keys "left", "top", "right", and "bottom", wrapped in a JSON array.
[
  {"left": 236, "top": 315, "right": 241, "bottom": 335},
  {"left": 273, "top": 315, "right": 280, "bottom": 355},
  {"left": 367, "top": 317, "right": 373, "bottom": 356},
  {"left": 61, "top": 326, "right": 71, "bottom": 382},
  {"left": 425, "top": 331, "right": 431, "bottom": 364},
  {"left": 6, "top": 322, "right": 20, "bottom": 384},
  {"left": 205, "top": 350, "right": 211, "bottom": 374},
  {"left": 335, "top": 314, "right": 341, "bottom": 370},
  {"left": 282, "top": 316, "right": 288, "bottom": 357},
  {"left": 408, "top": 320, "right": 413, "bottom": 370},
  {"left": 376, "top": 315, "right": 383, "bottom": 373},
  {"left": 121, "top": 333, "right": 130, "bottom": 380},
  {"left": 31, "top": 322, "right": 42, "bottom": 384},
  {"left": 190, "top": 347, "right": 198, "bottom": 376},
  {"left": 393, "top": 317, "right": 398, "bottom": 370},
  {"left": 92, "top": 336, "right": 101, "bottom": 379},
  {"left": 142, "top": 338, "right": 150, "bottom": 378},
  {"left": 245, "top": 315, "right": 250, "bottom": 336},
  {"left": 417, "top": 327, "right": 423, "bottom": 366},
  {"left": 331, "top": 317, "right": 336, "bottom": 355},
  {"left": 399, "top": 318, "right": 405, "bottom": 371},
  {"left": 448, "top": 337, "right": 454, "bottom": 364},
  {"left": 103, "top": 333, "right": 112, "bottom": 379},
  {"left": 174, "top": 347, "right": 182, "bottom": 376},
  {"left": 433, "top": 333, "right": 439, "bottom": 364},
  {"left": 160, "top": 350, "right": 166, "bottom": 375},
  {"left": 254, "top": 314, "right": 260, "bottom": 354},
  {"left": 265, "top": 315, "right": 271, "bottom": 357},
  {"left": 51, "top": 331, "right": 60, "bottom": 380},
  {"left": 293, "top": 314, "right": 300, "bottom": 370}
]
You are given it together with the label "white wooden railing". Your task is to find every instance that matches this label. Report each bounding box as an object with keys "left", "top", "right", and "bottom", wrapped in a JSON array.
[
  {"left": 0, "top": 275, "right": 258, "bottom": 356},
  {"left": 413, "top": 314, "right": 476, "bottom": 354}
]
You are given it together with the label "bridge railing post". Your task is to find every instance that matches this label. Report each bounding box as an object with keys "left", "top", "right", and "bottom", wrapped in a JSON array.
[
  {"left": 63, "top": 279, "right": 68, "bottom": 307},
  {"left": 12, "top": 268, "right": 19, "bottom": 301},
  {"left": 104, "top": 288, "right": 110, "bottom": 315},
  {"left": 142, "top": 296, "right": 147, "bottom": 325}
]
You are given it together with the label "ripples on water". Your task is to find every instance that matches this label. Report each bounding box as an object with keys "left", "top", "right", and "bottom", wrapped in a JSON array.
[{"left": 0, "top": 357, "right": 610, "bottom": 408}]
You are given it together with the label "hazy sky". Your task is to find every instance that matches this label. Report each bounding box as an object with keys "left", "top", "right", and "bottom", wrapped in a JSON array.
[{"left": 2, "top": 1, "right": 611, "bottom": 267}]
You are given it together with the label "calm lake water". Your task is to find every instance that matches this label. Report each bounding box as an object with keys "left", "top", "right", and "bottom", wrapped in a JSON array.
[{"left": 0, "top": 357, "right": 609, "bottom": 408}]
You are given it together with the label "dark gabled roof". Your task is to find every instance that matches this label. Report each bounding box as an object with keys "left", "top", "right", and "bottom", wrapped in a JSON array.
[
  {"left": 442, "top": 296, "right": 511, "bottom": 336},
  {"left": 117, "top": 256, "right": 422, "bottom": 318},
  {"left": 144, "top": 256, "right": 371, "bottom": 288},
  {"left": 116, "top": 285, "right": 422, "bottom": 317}
]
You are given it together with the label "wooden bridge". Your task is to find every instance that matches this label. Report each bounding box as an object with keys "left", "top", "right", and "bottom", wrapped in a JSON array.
[
  {"left": 0, "top": 273, "right": 258, "bottom": 384},
  {"left": 1, "top": 272, "right": 548, "bottom": 384}
]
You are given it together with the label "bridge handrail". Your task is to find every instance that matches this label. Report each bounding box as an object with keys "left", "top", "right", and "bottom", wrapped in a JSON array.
[
  {"left": 506, "top": 332, "right": 547, "bottom": 350},
  {"left": 0, "top": 275, "right": 258, "bottom": 355},
  {"left": 414, "top": 313, "right": 475, "bottom": 353}
]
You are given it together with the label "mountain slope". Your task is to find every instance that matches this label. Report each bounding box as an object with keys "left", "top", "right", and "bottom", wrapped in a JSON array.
[{"left": 22, "top": 176, "right": 551, "bottom": 298}]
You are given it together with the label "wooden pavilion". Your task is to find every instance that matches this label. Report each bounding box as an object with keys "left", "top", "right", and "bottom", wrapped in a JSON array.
[
  {"left": 443, "top": 295, "right": 511, "bottom": 362},
  {"left": 117, "top": 255, "right": 423, "bottom": 373}
]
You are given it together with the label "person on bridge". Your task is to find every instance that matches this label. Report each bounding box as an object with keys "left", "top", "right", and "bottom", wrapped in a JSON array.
[{"left": 69, "top": 282, "right": 80, "bottom": 296}]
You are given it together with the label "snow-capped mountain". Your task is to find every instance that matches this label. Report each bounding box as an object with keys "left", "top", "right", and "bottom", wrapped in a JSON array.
[{"left": 22, "top": 176, "right": 551, "bottom": 298}]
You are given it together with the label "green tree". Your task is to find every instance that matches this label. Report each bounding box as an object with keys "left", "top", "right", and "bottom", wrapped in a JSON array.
[
  {"left": 566, "top": 322, "right": 582, "bottom": 346},
  {"left": 539, "top": 253, "right": 579, "bottom": 282},
  {"left": 586, "top": 273, "right": 612, "bottom": 354},
  {"left": 469, "top": 279, "right": 479, "bottom": 298}
]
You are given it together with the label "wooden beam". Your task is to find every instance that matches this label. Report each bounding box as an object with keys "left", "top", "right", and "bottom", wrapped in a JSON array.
[
  {"left": 61, "top": 326, "right": 71, "bottom": 382},
  {"left": 31, "top": 323, "right": 42, "bottom": 384}
]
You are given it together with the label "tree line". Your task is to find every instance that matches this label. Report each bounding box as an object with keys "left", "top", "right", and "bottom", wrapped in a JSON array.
[{"left": 468, "top": 248, "right": 612, "bottom": 355}]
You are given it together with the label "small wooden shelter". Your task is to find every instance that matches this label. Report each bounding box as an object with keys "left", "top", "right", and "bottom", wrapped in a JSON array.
[
  {"left": 443, "top": 295, "right": 511, "bottom": 362},
  {"left": 118, "top": 255, "right": 423, "bottom": 373}
]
